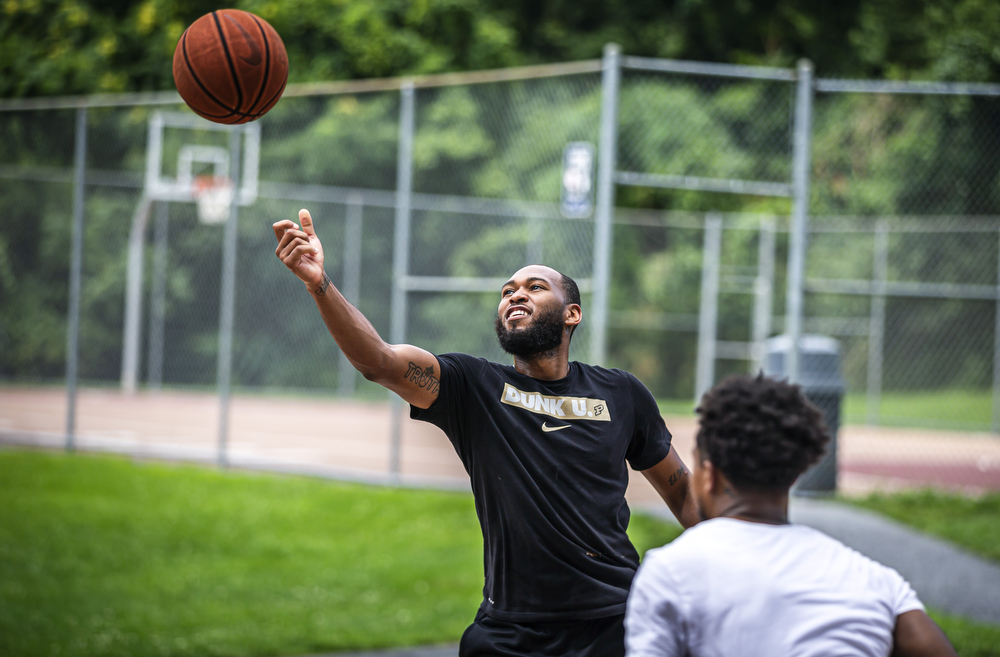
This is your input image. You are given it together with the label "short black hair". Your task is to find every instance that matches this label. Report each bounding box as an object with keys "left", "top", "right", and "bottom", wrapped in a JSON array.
[
  {"left": 560, "top": 274, "right": 581, "bottom": 337},
  {"left": 695, "top": 374, "right": 830, "bottom": 493}
]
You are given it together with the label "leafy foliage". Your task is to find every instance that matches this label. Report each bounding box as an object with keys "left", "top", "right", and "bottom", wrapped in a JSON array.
[
  {"left": 2, "top": 0, "right": 999, "bottom": 100},
  {"left": 2, "top": 1, "right": 999, "bottom": 406}
]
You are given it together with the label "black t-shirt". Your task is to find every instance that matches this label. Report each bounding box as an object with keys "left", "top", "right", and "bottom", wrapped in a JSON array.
[{"left": 410, "top": 353, "right": 672, "bottom": 622}]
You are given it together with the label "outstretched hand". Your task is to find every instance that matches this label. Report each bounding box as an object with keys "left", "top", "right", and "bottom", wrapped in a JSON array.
[{"left": 273, "top": 209, "right": 325, "bottom": 288}]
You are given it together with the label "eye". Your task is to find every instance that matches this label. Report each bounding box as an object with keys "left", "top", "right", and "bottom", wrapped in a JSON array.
[
  {"left": 502, "top": 289, "right": 513, "bottom": 297},
  {"left": 531, "top": 284, "right": 543, "bottom": 291}
]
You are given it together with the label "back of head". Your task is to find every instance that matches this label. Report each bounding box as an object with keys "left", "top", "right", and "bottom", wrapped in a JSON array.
[{"left": 696, "top": 374, "right": 830, "bottom": 493}]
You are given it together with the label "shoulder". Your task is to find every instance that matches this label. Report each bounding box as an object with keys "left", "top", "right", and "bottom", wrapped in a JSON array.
[
  {"left": 640, "top": 522, "right": 722, "bottom": 570},
  {"left": 436, "top": 352, "right": 502, "bottom": 375},
  {"left": 791, "top": 524, "right": 912, "bottom": 578},
  {"left": 632, "top": 527, "right": 715, "bottom": 598},
  {"left": 574, "top": 362, "right": 645, "bottom": 389}
]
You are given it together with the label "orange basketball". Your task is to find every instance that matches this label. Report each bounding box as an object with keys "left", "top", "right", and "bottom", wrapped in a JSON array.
[{"left": 172, "top": 9, "right": 288, "bottom": 125}]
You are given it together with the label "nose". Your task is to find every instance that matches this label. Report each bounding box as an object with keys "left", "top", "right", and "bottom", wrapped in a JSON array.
[{"left": 510, "top": 287, "right": 528, "bottom": 304}]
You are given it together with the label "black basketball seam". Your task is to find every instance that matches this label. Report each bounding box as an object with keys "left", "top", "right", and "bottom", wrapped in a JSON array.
[
  {"left": 255, "top": 69, "right": 287, "bottom": 116},
  {"left": 181, "top": 29, "right": 239, "bottom": 119},
  {"left": 212, "top": 11, "right": 245, "bottom": 115},
  {"left": 244, "top": 15, "right": 270, "bottom": 116},
  {"left": 201, "top": 78, "right": 284, "bottom": 120}
]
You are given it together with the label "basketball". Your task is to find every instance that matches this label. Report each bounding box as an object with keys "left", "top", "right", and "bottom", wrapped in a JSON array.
[{"left": 172, "top": 9, "right": 288, "bottom": 125}]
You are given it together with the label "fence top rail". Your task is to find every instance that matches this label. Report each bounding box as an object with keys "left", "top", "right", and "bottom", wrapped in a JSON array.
[
  {"left": 0, "top": 60, "right": 603, "bottom": 113},
  {"left": 815, "top": 78, "right": 1000, "bottom": 97},
  {"left": 7, "top": 57, "right": 1000, "bottom": 112},
  {"left": 621, "top": 55, "right": 796, "bottom": 82},
  {"left": 810, "top": 215, "right": 1000, "bottom": 233}
]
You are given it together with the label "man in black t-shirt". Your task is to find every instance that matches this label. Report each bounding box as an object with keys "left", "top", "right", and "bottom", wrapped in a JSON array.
[{"left": 274, "top": 209, "right": 698, "bottom": 657}]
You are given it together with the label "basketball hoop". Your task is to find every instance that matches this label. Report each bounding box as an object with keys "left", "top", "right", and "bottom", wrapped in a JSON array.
[{"left": 192, "top": 175, "right": 234, "bottom": 225}]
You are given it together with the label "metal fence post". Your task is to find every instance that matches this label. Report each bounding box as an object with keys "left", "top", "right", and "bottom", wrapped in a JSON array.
[
  {"left": 867, "top": 218, "right": 889, "bottom": 425},
  {"left": 147, "top": 201, "right": 169, "bottom": 391},
  {"left": 750, "top": 216, "right": 776, "bottom": 373},
  {"left": 993, "top": 227, "right": 1000, "bottom": 434},
  {"left": 65, "top": 106, "right": 87, "bottom": 452},
  {"left": 591, "top": 43, "right": 621, "bottom": 367},
  {"left": 216, "top": 127, "right": 243, "bottom": 468},
  {"left": 695, "top": 214, "right": 723, "bottom": 402},
  {"left": 388, "top": 81, "right": 415, "bottom": 479},
  {"left": 339, "top": 194, "right": 364, "bottom": 398},
  {"left": 120, "top": 197, "right": 152, "bottom": 393},
  {"left": 785, "top": 59, "right": 814, "bottom": 383}
]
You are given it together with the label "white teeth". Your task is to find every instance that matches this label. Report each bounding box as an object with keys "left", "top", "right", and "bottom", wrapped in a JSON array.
[{"left": 509, "top": 310, "right": 527, "bottom": 319}]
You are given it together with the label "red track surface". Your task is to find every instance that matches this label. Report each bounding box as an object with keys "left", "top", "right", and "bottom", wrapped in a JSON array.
[{"left": 2, "top": 387, "right": 998, "bottom": 498}]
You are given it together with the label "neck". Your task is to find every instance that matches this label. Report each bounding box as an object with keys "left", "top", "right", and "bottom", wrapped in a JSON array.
[
  {"left": 512, "top": 345, "right": 571, "bottom": 380},
  {"left": 714, "top": 492, "right": 790, "bottom": 525}
]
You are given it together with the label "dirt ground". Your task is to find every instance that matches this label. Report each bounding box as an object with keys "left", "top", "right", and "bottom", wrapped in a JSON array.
[{"left": 2, "top": 386, "right": 999, "bottom": 503}]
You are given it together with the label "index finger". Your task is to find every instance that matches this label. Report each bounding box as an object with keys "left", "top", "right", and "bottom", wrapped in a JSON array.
[{"left": 272, "top": 219, "right": 299, "bottom": 242}]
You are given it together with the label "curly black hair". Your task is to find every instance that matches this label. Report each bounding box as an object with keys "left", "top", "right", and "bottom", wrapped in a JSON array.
[{"left": 695, "top": 374, "right": 831, "bottom": 492}]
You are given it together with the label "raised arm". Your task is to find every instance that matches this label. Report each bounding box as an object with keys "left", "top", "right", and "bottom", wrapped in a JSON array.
[
  {"left": 273, "top": 209, "right": 440, "bottom": 409},
  {"left": 641, "top": 447, "right": 699, "bottom": 529}
]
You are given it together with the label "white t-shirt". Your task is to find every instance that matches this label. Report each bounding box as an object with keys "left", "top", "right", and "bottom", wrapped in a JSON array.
[{"left": 625, "top": 517, "right": 924, "bottom": 657}]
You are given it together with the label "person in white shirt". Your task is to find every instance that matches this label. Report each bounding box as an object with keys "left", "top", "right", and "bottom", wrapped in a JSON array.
[{"left": 625, "top": 374, "right": 957, "bottom": 657}]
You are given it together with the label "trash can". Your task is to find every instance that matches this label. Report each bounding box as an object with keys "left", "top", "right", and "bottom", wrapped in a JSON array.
[{"left": 763, "top": 335, "right": 845, "bottom": 495}]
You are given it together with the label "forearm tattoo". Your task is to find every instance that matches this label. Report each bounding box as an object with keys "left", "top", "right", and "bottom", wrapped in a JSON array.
[
  {"left": 314, "top": 271, "right": 333, "bottom": 296},
  {"left": 668, "top": 466, "right": 688, "bottom": 487},
  {"left": 404, "top": 362, "right": 440, "bottom": 395}
]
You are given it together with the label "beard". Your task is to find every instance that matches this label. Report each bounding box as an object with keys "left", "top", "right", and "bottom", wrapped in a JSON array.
[{"left": 495, "top": 303, "right": 567, "bottom": 359}]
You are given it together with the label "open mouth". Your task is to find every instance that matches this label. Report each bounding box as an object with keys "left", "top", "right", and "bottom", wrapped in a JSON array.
[{"left": 506, "top": 306, "right": 531, "bottom": 322}]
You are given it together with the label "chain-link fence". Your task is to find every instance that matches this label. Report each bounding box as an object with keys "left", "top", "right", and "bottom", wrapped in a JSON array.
[
  {"left": 2, "top": 51, "right": 999, "bottom": 492},
  {"left": 805, "top": 86, "right": 1000, "bottom": 434}
]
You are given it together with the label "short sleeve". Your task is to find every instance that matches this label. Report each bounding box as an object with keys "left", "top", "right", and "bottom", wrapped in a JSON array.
[
  {"left": 409, "top": 353, "right": 475, "bottom": 461},
  {"left": 888, "top": 567, "right": 925, "bottom": 617},
  {"left": 625, "top": 550, "right": 687, "bottom": 657},
  {"left": 624, "top": 373, "right": 673, "bottom": 471}
]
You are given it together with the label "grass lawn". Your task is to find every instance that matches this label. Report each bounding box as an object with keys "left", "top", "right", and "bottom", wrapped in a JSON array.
[
  {"left": 0, "top": 449, "right": 679, "bottom": 657},
  {"left": 0, "top": 449, "right": 482, "bottom": 656},
  {"left": 842, "top": 389, "right": 993, "bottom": 431},
  {"left": 3, "top": 449, "right": 995, "bottom": 657},
  {"left": 930, "top": 610, "right": 1000, "bottom": 657},
  {"left": 657, "top": 398, "right": 698, "bottom": 417},
  {"left": 659, "top": 389, "right": 996, "bottom": 432}
]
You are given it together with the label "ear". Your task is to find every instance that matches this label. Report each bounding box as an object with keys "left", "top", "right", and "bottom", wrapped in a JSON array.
[
  {"left": 563, "top": 303, "right": 582, "bottom": 332},
  {"left": 702, "top": 459, "right": 723, "bottom": 495}
]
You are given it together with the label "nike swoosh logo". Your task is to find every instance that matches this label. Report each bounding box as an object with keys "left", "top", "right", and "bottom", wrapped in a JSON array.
[
  {"left": 225, "top": 14, "right": 263, "bottom": 66},
  {"left": 542, "top": 422, "right": 570, "bottom": 433}
]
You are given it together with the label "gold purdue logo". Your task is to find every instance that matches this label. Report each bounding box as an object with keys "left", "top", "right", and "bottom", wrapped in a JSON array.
[{"left": 500, "top": 383, "right": 611, "bottom": 422}]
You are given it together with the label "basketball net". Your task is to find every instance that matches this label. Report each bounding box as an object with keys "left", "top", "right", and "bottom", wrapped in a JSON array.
[{"left": 192, "top": 175, "right": 235, "bottom": 225}]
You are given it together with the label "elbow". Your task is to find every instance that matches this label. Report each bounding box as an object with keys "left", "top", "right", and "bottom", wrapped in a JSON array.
[
  {"left": 347, "top": 344, "right": 397, "bottom": 385},
  {"left": 354, "top": 352, "right": 393, "bottom": 384}
]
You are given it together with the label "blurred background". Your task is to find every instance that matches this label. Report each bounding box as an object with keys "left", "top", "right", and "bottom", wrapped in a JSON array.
[
  {"left": 2, "top": 0, "right": 999, "bottom": 487},
  {"left": 1, "top": 1, "right": 999, "bottom": 655}
]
